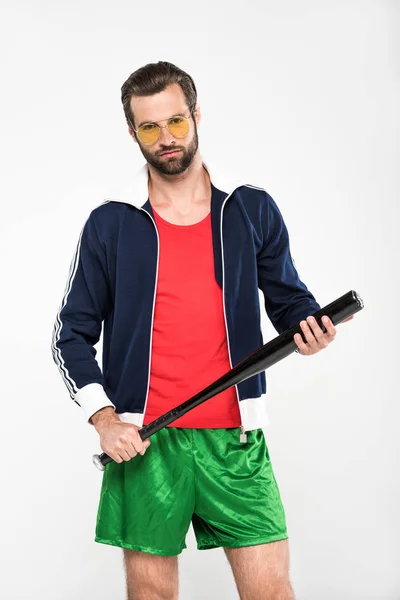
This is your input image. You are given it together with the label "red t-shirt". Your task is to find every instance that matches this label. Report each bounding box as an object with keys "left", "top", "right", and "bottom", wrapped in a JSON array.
[{"left": 142, "top": 207, "right": 241, "bottom": 428}]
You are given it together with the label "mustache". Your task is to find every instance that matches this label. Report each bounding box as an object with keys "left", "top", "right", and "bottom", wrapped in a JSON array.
[{"left": 158, "top": 147, "right": 184, "bottom": 156}]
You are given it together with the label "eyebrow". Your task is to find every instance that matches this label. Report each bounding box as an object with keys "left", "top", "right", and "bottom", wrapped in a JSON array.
[{"left": 137, "top": 111, "right": 187, "bottom": 129}]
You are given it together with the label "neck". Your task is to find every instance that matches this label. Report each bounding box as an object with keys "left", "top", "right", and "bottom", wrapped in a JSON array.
[{"left": 147, "top": 152, "right": 210, "bottom": 209}]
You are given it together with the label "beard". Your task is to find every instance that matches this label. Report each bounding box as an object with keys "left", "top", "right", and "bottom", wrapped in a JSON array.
[{"left": 136, "top": 120, "right": 199, "bottom": 176}]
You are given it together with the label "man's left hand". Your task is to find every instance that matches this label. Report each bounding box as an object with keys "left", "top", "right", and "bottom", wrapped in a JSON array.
[{"left": 294, "top": 314, "right": 354, "bottom": 355}]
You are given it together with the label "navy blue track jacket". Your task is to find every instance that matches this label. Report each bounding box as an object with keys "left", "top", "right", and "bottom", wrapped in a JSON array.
[{"left": 51, "top": 160, "right": 321, "bottom": 431}]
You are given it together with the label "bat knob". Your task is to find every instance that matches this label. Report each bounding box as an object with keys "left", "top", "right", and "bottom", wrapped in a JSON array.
[{"left": 92, "top": 453, "right": 106, "bottom": 471}]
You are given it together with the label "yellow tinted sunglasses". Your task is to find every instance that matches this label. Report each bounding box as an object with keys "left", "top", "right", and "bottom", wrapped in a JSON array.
[{"left": 131, "top": 106, "right": 194, "bottom": 146}]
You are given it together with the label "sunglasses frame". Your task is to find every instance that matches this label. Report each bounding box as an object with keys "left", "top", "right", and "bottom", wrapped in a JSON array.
[{"left": 129, "top": 104, "right": 196, "bottom": 146}]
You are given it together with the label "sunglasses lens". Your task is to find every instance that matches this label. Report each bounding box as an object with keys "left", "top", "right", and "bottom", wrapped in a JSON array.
[
  {"left": 137, "top": 124, "right": 160, "bottom": 145},
  {"left": 167, "top": 116, "right": 190, "bottom": 137}
]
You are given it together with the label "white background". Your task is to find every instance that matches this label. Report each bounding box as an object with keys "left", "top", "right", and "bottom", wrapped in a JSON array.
[{"left": 1, "top": 1, "right": 399, "bottom": 599}]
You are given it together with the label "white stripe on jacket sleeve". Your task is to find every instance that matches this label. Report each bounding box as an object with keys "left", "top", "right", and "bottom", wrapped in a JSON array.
[
  {"left": 51, "top": 217, "right": 116, "bottom": 425},
  {"left": 51, "top": 226, "right": 84, "bottom": 397}
]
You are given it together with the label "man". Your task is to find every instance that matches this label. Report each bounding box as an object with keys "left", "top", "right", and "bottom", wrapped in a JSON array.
[{"left": 51, "top": 61, "right": 352, "bottom": 600}]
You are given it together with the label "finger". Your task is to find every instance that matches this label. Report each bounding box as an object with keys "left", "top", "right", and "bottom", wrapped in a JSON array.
[
  {"left": 318, "top": 335, "right": 330, "bottom": 349},
  {"left": 124, "top": 438, "right": 138, "bottom": 458},
  {"left": 140, "top": 440, "right": 151, "bottom": 456},
  {"left": 306, "top": 316, "right": 324, "bottom": 341},
  {"left": 294, "top": 333, "right": 309, "bottom": 354},
  {"left": 102, "top": 443, "right": 123, "bottom": 463},
  {"left": 300, "top": 320, "right": 318, "bottom": 347},
  {"left": 131, "top": 429, "right": 145, "bottom": 454},
  {"left": 116, "top": 434, "right": 137, "bottom": 459},
  {"left": 120, "top": 443, "right": 136, "bottom": 460},
  {"left": 114, "top": 447, "right": 132, "bottom": 462},
  {"left": 306, "top": 316, "right": 332, "bottom": 349},
  {"left": 125, "top": 450, "right": 135, "bottom": 461},
  {"left": 137, "top": 438, "right": 151, "bottom": 456},
  {"left": 321, "top": 316, "right": 336, "bottom": 337}
]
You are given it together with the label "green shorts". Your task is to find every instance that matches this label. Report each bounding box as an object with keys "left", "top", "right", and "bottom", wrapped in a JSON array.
[{"left": 95, "top": 427, "right": 288, "bottom": 556}]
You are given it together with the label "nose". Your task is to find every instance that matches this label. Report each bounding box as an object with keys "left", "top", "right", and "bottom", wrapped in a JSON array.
[{"left": 158, "top": 124, "right": 176, "bottom": 147}]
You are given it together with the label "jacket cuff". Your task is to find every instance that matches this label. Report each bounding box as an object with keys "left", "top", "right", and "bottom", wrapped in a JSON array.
[{"left": 75, "top": 383, "right": 116, "bottom": 425}]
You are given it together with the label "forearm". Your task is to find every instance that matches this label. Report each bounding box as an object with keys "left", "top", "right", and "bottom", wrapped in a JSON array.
[{"left": 90, "top": 406, "right": 120, "bottom": 433}]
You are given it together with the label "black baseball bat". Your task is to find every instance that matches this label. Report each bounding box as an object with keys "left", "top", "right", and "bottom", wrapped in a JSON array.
[{"left": 93, "top": 289, "right": 364, "bottom": 470}]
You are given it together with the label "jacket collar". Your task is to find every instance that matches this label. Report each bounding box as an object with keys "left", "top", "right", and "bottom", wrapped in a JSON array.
[{"left": 103, "top": 156, "right": 246, "bottom": 209}]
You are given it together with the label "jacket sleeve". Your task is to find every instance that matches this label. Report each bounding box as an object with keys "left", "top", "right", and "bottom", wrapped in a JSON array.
[
  {"left": 257, "top": 191, "right": 322, "bottom": 335},
  {"left": 51, "top": 211, "right": 116, "bottom": 424}
]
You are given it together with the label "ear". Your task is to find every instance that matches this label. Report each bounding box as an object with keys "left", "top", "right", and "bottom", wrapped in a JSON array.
[
  {"left": 127, "top": 120, "right": 138, "bottom": 144},
  {"left": 192, "top": 104, "right": 201, "bottom": 127}
]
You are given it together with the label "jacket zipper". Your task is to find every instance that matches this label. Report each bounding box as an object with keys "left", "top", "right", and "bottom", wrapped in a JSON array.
[
  {"left": 139, "top": 207, "right": 160, "bottom": 426},
  {"left": 220, "top": 192, "right": 247, "bottom": 443}
]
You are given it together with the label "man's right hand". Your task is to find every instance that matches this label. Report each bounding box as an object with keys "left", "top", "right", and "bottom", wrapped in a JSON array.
[{"left": 90, "top": 407, "right": 151, "bottom": 463}]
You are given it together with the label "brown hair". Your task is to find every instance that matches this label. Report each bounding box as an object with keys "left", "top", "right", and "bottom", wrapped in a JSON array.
[{"left": 121, "top": 61, "right": 198, "bottom": 131}]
